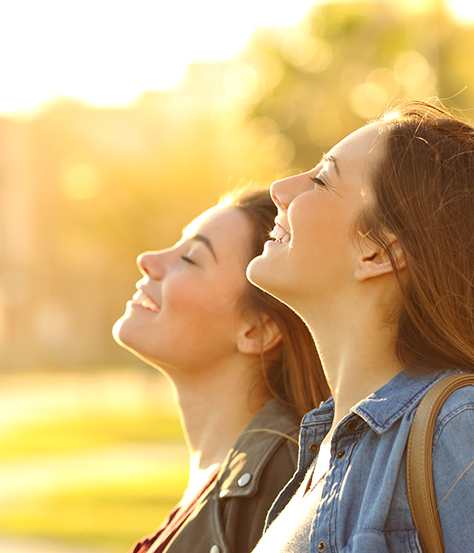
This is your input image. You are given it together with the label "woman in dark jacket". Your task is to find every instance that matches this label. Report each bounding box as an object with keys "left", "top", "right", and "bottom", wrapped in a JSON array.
[{"left": 113, "top": 188, "right": 329, "bottom": 553}]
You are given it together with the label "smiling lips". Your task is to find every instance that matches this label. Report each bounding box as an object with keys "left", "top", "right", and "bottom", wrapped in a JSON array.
[
  {"left": 132, "top": 290, "right": 161, "bottom": 313},
  {"left": 270, "top": 223, "right": 291, "bottom": 244}
]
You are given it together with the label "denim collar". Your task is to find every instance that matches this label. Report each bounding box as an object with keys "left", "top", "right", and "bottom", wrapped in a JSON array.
[{"left": 303, "top": 367, "right": 461, "bottom": 434}]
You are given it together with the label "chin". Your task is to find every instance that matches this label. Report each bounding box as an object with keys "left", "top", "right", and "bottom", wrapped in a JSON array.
[
  {"left": 112, "top": 320, "right": 148, "bottom": 366},
  {"left": 247, "top": 255, "right": 267, "bottom": 288},
  {"left": 247, "top": 255, "right": 283, "bottom": 299},
  {"left": 112, "top": 316, "right": 163, "bottom": 369},
  {"left": 112, "top": 315, "right": 134, "bottom": 349}
]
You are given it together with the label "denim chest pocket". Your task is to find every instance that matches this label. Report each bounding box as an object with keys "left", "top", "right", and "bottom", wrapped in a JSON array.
[{"left": 340, "top": 528, "right": 423, "bottom": 553}]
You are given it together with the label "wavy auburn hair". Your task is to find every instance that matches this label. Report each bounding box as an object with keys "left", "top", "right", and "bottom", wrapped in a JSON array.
[
  {"left": 221, "top": 188, "right": 330, "bottom": 419},
  {"left": 358, "top": 100, "right": 474, "bottom": 370}
]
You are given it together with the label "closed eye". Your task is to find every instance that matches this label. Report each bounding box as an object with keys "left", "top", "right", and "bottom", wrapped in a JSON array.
[
  {"left": 310, "top": 176, "right": 326, "bottom": 187},
  {"left": 181, "top": 255, "right": 196, "bottom": 265}
]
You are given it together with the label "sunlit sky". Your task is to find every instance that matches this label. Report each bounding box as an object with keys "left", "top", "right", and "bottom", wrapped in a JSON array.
[{"left": 0, "top": 0, "right": 471, "bottom": 117}]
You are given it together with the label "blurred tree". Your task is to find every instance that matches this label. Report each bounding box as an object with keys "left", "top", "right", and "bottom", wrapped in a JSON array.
[
  {"left": 243, "top": 1, "right": 458, "bottom": 170},
  {"left": 2, "top": 0, "right": 474, "bottom": 369}
]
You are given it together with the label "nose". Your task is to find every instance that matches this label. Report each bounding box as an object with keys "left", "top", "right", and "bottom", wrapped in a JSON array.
[
  {"left": 137, "top": 250, "right": 166, "bottom": 280},
  {"left": 271, "top": 172, "right": 313, "bottom": 210}
]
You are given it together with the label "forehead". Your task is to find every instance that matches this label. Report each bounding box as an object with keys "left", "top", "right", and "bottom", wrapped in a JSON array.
[
  {"left": 329, "top": 123, "right": 384, "bottom": 179},
  {"left": 183, "top": 206, "right": 252, "bottom": 260},
  {"left": 183, "top": 206, "right": 248, "bottom": 238}
]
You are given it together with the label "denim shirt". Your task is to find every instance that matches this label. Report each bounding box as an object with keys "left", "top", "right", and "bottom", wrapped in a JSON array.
[{"left": 265, "top": 368, "right": 474, "bottom": 552}]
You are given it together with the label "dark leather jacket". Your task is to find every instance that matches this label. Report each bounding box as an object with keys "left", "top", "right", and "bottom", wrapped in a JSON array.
[{"left": 136, "top": 399, "right": 299, "bottom": 553}]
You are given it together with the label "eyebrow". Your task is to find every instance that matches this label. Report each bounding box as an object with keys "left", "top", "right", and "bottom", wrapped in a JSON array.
[
  {"left": 322, "top": 153, "right": 340, "bottom": 177},
  {"left": 191, "top": 234, "right": 218, "bottom": 263}
]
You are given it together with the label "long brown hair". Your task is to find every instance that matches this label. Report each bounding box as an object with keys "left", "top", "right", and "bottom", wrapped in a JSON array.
[
  {"left": 221, "top": 188, "right": 330, "bottom": 419},
  {"left": 359, "top": 100, "right": 474, "bottom": 370}
]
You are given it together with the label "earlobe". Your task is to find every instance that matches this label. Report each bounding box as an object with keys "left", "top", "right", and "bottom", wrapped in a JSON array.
[
  {"left": 237, "top": 314, "right": 282, "bottom": 355},
  {"left": 354, "top": 237, "right": 405, "bottom": 282}
]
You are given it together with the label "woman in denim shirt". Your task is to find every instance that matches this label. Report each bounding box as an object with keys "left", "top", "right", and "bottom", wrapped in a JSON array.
[{"left": 247, "top": 101, "right": 474, "bottom": 552}]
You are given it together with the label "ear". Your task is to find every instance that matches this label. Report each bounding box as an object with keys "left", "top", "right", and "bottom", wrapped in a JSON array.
[
  {"left": 354, "top": 234, "right": 406, "bottom": 282},
  {"left": 237, "top": 313, "right": 282, "bottom": 356}
]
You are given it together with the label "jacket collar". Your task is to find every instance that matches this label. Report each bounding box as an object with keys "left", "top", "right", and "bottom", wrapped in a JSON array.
[
  {"left": 303, "top": 367, "right": 461, "bottom": 434},
  {"left": 218, "top": 399, "right": 299, "bottom": 498},
  {"left": 353, "top": 367, "right": 456, "bottom": 433}
]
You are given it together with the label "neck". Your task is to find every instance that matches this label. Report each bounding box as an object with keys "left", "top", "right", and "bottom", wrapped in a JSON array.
[
  {"left": 302, "top": 289, "right": 404, "bottom": 440},
  {"left": 164, "top": 358, "right": 270, "bottom": 504}
]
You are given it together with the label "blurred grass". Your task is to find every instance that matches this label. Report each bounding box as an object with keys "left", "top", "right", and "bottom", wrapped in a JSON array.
[
  {"left": 0, "top": 412, "right": 184, "bottom": 460},
  {"left": 0, "top": 477, "right": 187, "bottom": 550},
  {"left": 0, "top": 367, "right": 189, "bottom": 552}
]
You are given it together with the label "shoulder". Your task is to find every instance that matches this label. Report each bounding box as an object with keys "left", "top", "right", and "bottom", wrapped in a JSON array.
[
  {"left": 428, "top": 379, "right": 474, "bottom": 549},
  {"left": 433, "top": 381, "right": 474, "bottom": 445},
  {"left": 218, "top": 399, "right": 299, "bottom": 500},
  {"left": 217, "top": 401, "right": 300, "bottom": 553},
  {"left": 407, "top": 371, "right": 474, "bottom": 450},
  {"left": 161, "top": 402, "right": 300, "bottom": 553}
]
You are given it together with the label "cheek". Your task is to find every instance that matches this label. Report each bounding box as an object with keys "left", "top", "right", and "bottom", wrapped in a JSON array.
[
  {"left": 165, "top": 277, "right": 240, "bottom": 327},
  {"left": 165, "top": 278, "right": 208, "bottom": 317},
  {"left": 293, "top": 200, "right": 347, "bottom": 254}
]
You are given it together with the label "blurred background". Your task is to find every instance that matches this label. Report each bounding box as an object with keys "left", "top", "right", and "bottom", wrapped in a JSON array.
[{"left": 1, "top": 0, "right": 474, "bottom": 550}]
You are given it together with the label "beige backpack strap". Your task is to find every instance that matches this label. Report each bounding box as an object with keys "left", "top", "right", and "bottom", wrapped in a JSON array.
[{"left": 407, "top": 373, "right": 474, "bottom": 553}]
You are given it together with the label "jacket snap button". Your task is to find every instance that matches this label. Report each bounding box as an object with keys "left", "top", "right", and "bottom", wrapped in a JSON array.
[
  {"left": 337, "top": 450, "right": 346, "bottom": 459},
  {"left": 318, "top": 541, "right": 326, "bottom": 552},
  {"left": 210, "top": 546, "right": 220, "bottom": 553},
  {"left": 346, "top": 420, "right": 357, "bottom": 431},
  {"left": 309, "top": 442, "right": 320, "bottom": 454},
  {"left": 238, "top": 473, "right": 252, "bottom": 487}
]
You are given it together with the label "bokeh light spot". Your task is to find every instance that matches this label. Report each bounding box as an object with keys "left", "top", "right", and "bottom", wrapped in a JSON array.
[
  {"left": 307, "top": 111, "right": 344, "bottom": 148},
  {"left": 61, "top": 163, "right": 102, "bottom": 200},
  {"left": 394, "top": 51, "right": 430, "bottom": 90},
  {"left": 281, "top": 30, "right": 333, "bottom": 74},
  {"left": 224, "top": 63, "right": 265, "bottom": 101}
]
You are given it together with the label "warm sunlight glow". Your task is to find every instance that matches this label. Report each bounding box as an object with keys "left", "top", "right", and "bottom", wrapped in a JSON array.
[
  {"left": 448, "top": 0, "right": 474, "bottom": 22},
  {"left": 0, "top": 0, "right": 318, "bottom": 118}
]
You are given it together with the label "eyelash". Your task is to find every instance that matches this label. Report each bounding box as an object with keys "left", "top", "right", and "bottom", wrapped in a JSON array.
[
  {"left": 181, "top": 255, "right": 196, "bottom": 265},
  {"left": 310, "top": 176, "right": 326, "bottom": 187}
]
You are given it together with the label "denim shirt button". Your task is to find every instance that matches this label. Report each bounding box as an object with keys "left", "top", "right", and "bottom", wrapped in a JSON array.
[
  {"left": 317, "top": 541, "right": 326, "bottom": 552},
  {"left": 309, "top": 442, "right": 320, "bottom": 454},
  {"left": 346, "top": 420, "right": 357, "bottom": 431},
  {"left": 337, "top": 450, "right": 346, "bottom": 459}
]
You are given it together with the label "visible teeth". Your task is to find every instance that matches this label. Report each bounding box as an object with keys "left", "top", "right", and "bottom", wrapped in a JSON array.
[
  {"left": 270, "top": 224, "right": 291, "bottom": 243},
  {"left": 270, "top": 226, "right": 285, "bottom": 240},
  {"left": 141, "top": 296, "right": 160, "bottom": 312},
  {"left": 132, "top": 290, "right": 160, "bottom": 312}
]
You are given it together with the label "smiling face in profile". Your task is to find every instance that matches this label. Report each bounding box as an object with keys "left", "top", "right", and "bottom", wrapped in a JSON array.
[
  {"left": 113, "top": 206, "right": 254, "bottom": 374},
  {"left": 247, "top": 123, "right": 384, "bottom": 314}
]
